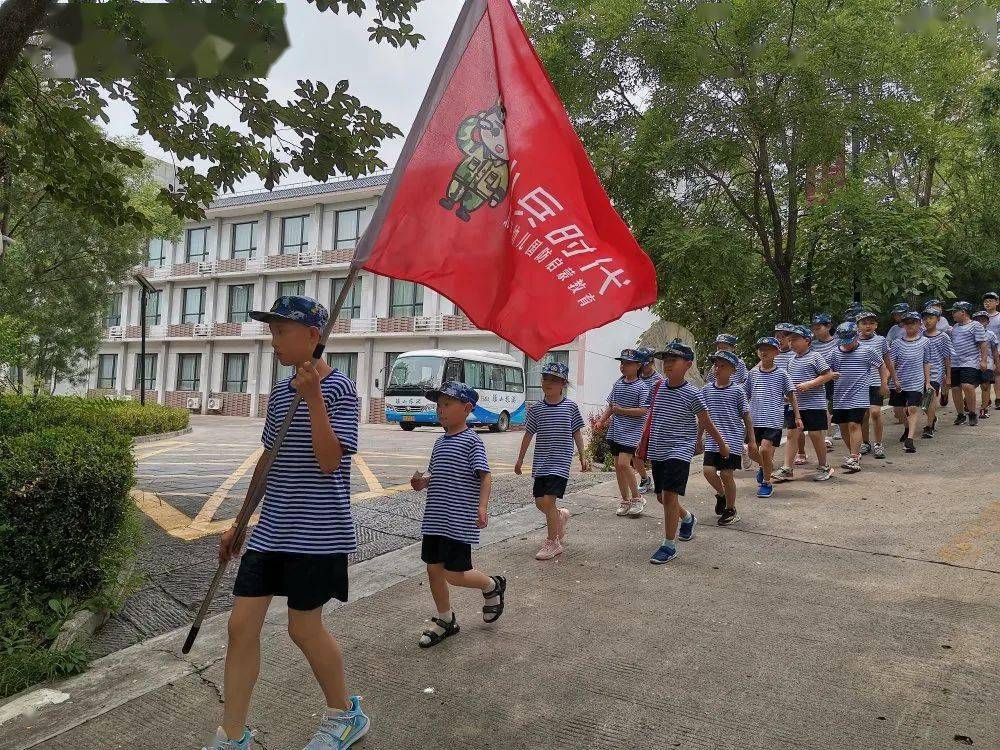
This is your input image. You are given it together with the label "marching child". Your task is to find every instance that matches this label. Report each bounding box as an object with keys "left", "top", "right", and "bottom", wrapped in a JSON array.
[
  {"left": 856, "top": 310, "right": 889, "bottom": 459},
  {"left": 922, "top": 307, "right": 953, "bottom": 437},
  {"left": 774, "top": 323, "right": 797, "bottom": 371},
  {"left": 985, "top": 292, "right": 1000, "bottom": 409},
  {"left": 598, "top": 349, "right": 651, "bottom": 518},
  {"left": 699, "top": 350, "right": 757, "bottom": 526},
  {"left": 708, "top": 333, "right": 748, "bottom": 384},
  {"left": 809, "top": 313, "right": 839, "bottom": 448},
  {"left": 745, "top": 336, "right": 800, "bottom": 498},
  {"left": 410, "top": 382, "right": 506, "bottom": 648},
  {"left": 774, "top": 325, "right": 838, "bottom": 482},
  {"left": 886, "top": 311, "right": 931, "bottom": 453},
  {"left": 972, "top": 310, "right": 999, "bottom": 420},
  {"left": 947, "top": 301, "right": 989, "bottom": 426},
  {"left": 827, "top": 322, "right": 888, "bottom": 472},
  {"left": 514, "top": 362, "right": 589, "bottom": 560},
  {"left": 211, "top": 296, "right": 367, "bottom": 750},
  {"left": 634, "top": 346, "right": 661, "bottom": 493},
  {"left": 634, "top": 341, "right": 728, "bottom": 564}
]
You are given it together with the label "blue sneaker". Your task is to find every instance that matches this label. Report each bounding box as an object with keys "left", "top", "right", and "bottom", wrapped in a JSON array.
[
  {"left": 677, "top": 512, "right": 697, "bottom": 541},
  {"left": 204, "top": 728, "right": 255, "bottom": 750},
  {"left": 649, "top": 544, "right": 677, "bottom": 564},
  {"left": 304, "top": 696, "right": 370, "bottom": 749},
  {"left": 755, "top": 467, "right": 764, "bottom": 485},
  {"left": 757, "top": 482, "right": 774, "bottom": 498}
]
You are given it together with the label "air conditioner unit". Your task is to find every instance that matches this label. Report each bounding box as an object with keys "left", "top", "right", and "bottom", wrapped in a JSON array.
[
  {"left": 193, "top": 323, "right": 210, "bottom": 336},
  {"left": 185, "top": 397, "right": 202, "bottom": 410},
  {"left": 108, "top": 326, "right": 124, "bottom": 339},
  {"left": 207, "top": 397, "right": 223, "bottom": 412},
  {"left": 198, "top": 261, "right": 214, "bottom": 274},
  {"left": 299, "top": 251, "right": 318, "bottom": 265}
]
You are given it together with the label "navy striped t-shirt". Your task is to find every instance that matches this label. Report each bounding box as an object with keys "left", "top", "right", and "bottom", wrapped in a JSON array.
[
  {"left": 701, "top": 382, "right": 749, "bottom": 455},
  {"left": 645, "top": 381, "right": 707, "bottom": 462},
  {"left": 249, "top": 369, "right": 359, "bottom": 555},
  {"left": 524, "top": 398, "right": 584, "bottom": 479},
  {"left": 745, "top": 365, "right": 793, "bottom": 430},
  {"left": 775, "top": 349, "right": 795, "bottom": 371},
  {"left": 889, "top": 336, "right": 930, "bottom": 392},
  {"left": 787, "top": 351, "right": 831, "bottom": 410},
  {"left": 858, "top": 333, "right": 889, "bottom": 387},
  {"left": 988, "top": 312, "right": 1000, "bottom": 339},
  {"left": 421, "top": 428, "right": 491, "bottom": 545},
  {"left": 828, "top": 345, "right": 884, "bottom": 410},
  {"left": 606, "top": 377, "right": 650, "bottom": 448},
  {"left": 641, "top": 371, "right": 664, "bottom": 389},
  {"left": 810, "top": 337, "right": 839, "bottom": 364},
  {"left": 923, "top": 332, "right": 954, "bottom": 384},
  {"left": 949, "top": 321, "right": 987, "bottom": 368}
]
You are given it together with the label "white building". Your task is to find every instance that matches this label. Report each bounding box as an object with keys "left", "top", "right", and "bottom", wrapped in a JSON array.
[{"left": 82, "top": 173, "right": 655, "bottom": 422}]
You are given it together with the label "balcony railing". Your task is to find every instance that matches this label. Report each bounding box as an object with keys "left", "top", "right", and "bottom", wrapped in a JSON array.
[{"left": 134, "top": 249, "right": 356, "bottom": 280}]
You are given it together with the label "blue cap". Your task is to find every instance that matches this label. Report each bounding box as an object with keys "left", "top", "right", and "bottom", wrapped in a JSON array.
[
  {"left": 425, "top": 380, "right": 479, "bottom": 405},
  {"left": 755, "top": 336, "right": 780, "bottom": 349},
  {"left": 811, "top": 313, "right": 833, "bottom": 325},
  {"left": 654, "top": 340, "right": 695, "bottom": 361},
  {"left": 855, "top": 309, "right": 878, "bottom": 321},
  {"left": 708, "top": 350, "right": 740, "bottom": 369},
  {"left": 540, "top": 361, "right": 570, "bottom": 381},
  {"left": 714, "top": 333, "right": 738, "bottom": 347},
  {"left": 948, "top": 300, "right": 973, "bottom": 313},
  {"left": 789, "top": 324, "right": 813, "bottom": 340},
  {"left": 634, "top": 346, "right": 656, "bottom": 364},
  {"left": 985, "top": 291, "right": 999, "bottom": 301},
  {"left": 774, "top": 322, "right": 797, "bottom": 333},
  {"left": 974, "top": 310, "right": 990, "bottom": 320},
  {"left": 920, "top": 307, "right": 940, "bottom": 318},
  {"left": 250, "top": 295, "right": 329, "bottom": 330},
  {"left": 836, "top": 322, "right": 859, "bottom": 341},
  {"left": 615, "top": 348, "right": 644, "bottom": 363},
  {"left": 890, "top": 302, "right": 910, "bottom": 315},
  {"left": 844, "top": 302, "right": 864, "bottom": 313},
  {"left": 923, "top": 298, "right": 943, "bottom": 309},
  {"left": 901, "top": 311, "right": 921, "bottom": 322}
]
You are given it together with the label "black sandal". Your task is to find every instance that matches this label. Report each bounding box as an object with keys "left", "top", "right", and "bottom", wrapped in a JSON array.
[
  {"left": 419, "top": 614, "right": 459, "bottom": 648},
  {"left": 482, "top": 575, "right": 506, "bottom": 623}
]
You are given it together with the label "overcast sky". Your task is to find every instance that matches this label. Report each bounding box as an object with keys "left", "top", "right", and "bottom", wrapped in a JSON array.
[{"left": 105, "top": 1, "right": 466, "bottom": 193}]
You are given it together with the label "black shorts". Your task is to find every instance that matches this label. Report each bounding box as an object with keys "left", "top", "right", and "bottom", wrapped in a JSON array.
[
  {"left": 606, "top": 439, "right": 636, "bottom": 456},
  {"left": 703, "top": 451, "right": 741, "bottom": 471},
  {"left": 651, "top": 458, "right": 690, "bottom": 496},
  {"left": 421, "top": 534, "right": 473, "bottom": 573},
  {"left": 234, "top": 550, "right": 348, "bottom": 611},
  {"left": 888, "top": 389, "right": 922, "bottom": 407},
  {"left": 786, "top": 408, "right": 828, "bottom": 431},
  {"left": 832, "top": 407, "right": 867, "bottom": 424},
  {"left": 753, "top": 427, "right": 782, "bottom": 445},
  {"left": 533, "top": 475, "right": 568, "bottom": 499},
  {"left": 951, "top": 367, "right": 981, "bottom": 385},
  {"left": 869, "top": 386, "right": 885, "bottom": 406},
  {"left": 982, "top": 369, "right": 996, "bottom": 384}
]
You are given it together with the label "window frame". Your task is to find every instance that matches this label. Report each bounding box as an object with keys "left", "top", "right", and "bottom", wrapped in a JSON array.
[
  {"left": 97, "top": 354, "right": 118, "bottom": 389},
  {"left": 331, "top": 277, "right": 362, "bottom": 319},
  {"left": 227, "top": 284, "right": 254, "bottom": 323},
  {"left": 147, "top": 238, "right": 167, "bottom": 268},
  {"left": 176, "top": 353, "right": 202, "bottom": 390},
  {"left": 105, "top": 292, "right": 122, "bottom": 328},
  {"left": 181, "top": 287, "right": 207, "bottom": 324},
  {"left": 230, "top": 221, "right": 258, "bottom": 260},
  {"left": 276, "top": 280, "right": 306, "bottom": 301},
  {"left": 222, "top": 353, "right": 249, "bottom": 393},
  {"left": 388, "top": 279, "right": 424, "bottom": 318},
  {"left": 144, "top": 289, "right": 162, "bottom": 326},
  {"left": 280, "top": 214, "right": 310, "bottom": 255},
  {"left": 185, "top": 227, "right": 209, "bottom": 263},
  {"left": 133, "top": 353, "right": 157, "bottom": 390},
  {"left": 326, "top": 352, "right": 358, "bottom": 382},
  {"left": 334, "top": 208, "right": 364, "bottom": 249}
]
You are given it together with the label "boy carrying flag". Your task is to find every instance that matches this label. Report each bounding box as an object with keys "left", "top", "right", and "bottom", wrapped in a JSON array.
[
  {"left": 634, "top": 346, "right": 661, "bottom": 493},
  {"left": 827, "top": 322, "right": 888, "bottom": 472},
  {"left": 886, "top": 311, "right": 931, "bottom": 453},
  {"left": 745, "top": 336, "right": 800, "bottom": 498}
]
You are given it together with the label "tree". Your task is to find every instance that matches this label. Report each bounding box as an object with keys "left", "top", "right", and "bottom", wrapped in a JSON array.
[
  {"left": 520, "top": 0, "right": 996, "bottom": 334},
  {"left": 0, "top": 0, "right": 423, "bottom": 229}
]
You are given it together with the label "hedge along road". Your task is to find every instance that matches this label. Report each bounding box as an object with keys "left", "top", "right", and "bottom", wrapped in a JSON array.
[{"left": 94, "top": 414, "right": 602, "bottom": 657}]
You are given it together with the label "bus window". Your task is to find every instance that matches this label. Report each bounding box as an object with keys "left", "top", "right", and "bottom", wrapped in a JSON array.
[
  {"left": 465, "top": 360, "right": 486, "bottom": 389},
  {"left": 487, "top": 364, "right": 506, "bottom": 391},
  {"left": 444, "top": 358, "right": 463, "bottom": 383},
  {"left": 505, "top": 366, "right": 524, "bottom": 392}
]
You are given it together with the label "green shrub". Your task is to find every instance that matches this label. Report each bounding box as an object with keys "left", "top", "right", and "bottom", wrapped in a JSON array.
[
  {"left": 0, "top": 395, "right": 188, "bottom": 439},
  {"left": 586, "top": 410, "right": 612, "bottom": 469}
]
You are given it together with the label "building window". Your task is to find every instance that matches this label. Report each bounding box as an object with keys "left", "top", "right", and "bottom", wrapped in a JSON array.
[
  {"left": 272, "top": 357, "right": 294, "bottom": 385},
  {"left": 227, "top": 284, "right": 254, "bottom": 323},
  {"left": 326, "top": 352, "right": 358, "bottom": 381},
  {"left": 133, "top": 353, "right": 157, "bottom": 390},
  {"left": 331, "top": 277, "right": 362, "bottom": 319},
  {"left": 527, "top": 351, "right": 569, "bottom": 401},
  {"left": 105, "top": 292, "right": 122, "bottom": 328},
  {"left": 223, "top": 353, "right": 249, "bottom": 393},
  {"left": 384, "top": 352, "right": 402, "bottom": 386},
  {"left": 231, "top": 221, "right": 257, "bottom": 260},
  {"left": 147, "top": 238, "right": 167, "bottom": 268},
  {"left": 334, "top": 208, "right": 364, "bottom": 249},
  {"left": 185, "top": 227, "right": 209, "bottom": 262},
  {"left": 276, "top": 280, "right": 305, "bottom": 300},
  {"left": 97, "top": 354, "right": 117, "bottom": 389},
  {"left": 144, "top": 289, "right": 162, "bottom": 326},
  {"left": 388, "top": 280, "right": 424, "bottom": 318},
  {"left": 182, "top": 287, "right": 207, "bottom": 324},
  {"left": 176, "top": 353, "right": 201, "bottom": 390},
  {"left": 280, "top": 215, "right": 310, "bottom": 255}
]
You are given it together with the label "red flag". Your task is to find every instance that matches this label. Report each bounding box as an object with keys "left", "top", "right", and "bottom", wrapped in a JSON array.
[{"left": 353, "top": 0, "right": 657, "bottom": 360}]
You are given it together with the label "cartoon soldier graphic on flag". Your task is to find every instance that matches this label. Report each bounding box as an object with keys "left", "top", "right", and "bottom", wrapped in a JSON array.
[{"left": 439, "top": 99, "right": 510, "bottom": 221}]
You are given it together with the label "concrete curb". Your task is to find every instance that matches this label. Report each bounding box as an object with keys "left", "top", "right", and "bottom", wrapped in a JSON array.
[
  {"left": 49, "top": 560, "right": 137, "bottom": 653},
  {"left": 1, "top": 484, "right": 619, "bottom": 750},
  {"left": 130, "top": 426, "right": 192, "bottom": 445}
]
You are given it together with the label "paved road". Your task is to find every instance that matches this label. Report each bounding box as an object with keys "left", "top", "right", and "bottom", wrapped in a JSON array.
[
  {"left": 93, "top": 417, "right": 601, "bottom": 657},
  {"left": 6, "top": 398, "right": 998, "bottom": 750}
]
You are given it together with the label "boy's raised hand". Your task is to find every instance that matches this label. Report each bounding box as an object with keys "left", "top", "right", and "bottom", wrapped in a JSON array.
[
  {"left": 410, "top": 471, "right": 430, "bottom": 491},
  {"left": 291, "top": 360, "right": 323, "bottom": 401}
]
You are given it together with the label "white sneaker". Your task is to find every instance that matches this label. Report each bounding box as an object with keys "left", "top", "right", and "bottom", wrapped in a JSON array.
[
  {"left": 831, "top": 425, "right": 842, "bottom": 440},
  {"left": 616, "top": 498, "right": 632, "bottom": 516},
  {"left": 840, "top": 455, "right": 854, "bottom": 469},
  {"left": 557, "top": 508, "right": 570, "bottom": 540},
  {"left": 843, "top": 457, "right": 861, "bottom": 473},
  {"left": 534, "top": 539, "right": 564, "bottom": 560},
  {"left": 637, "top": 477, "right": 653, "bottom": 493},
  {"left": 824, "top": 436, "right": 834, "bottom": 449},
  {"left": 813, "top": 465, "right": 833, "bottom": 481},
  {"left": 740, "top": 450, "right": 752, "bottom": 471},
  {"left": 628, "top": 496, "right": 647, "bottom": 517}
]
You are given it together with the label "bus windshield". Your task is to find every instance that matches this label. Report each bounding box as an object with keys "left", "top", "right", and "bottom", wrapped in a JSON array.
[{"left": 387, "top": 356, "right": 445, "bottom": 391}]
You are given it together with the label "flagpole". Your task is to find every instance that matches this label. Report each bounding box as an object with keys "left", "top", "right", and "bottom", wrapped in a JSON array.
[{"left": 182, "top": 264, "right": 361, "bottom": 654}]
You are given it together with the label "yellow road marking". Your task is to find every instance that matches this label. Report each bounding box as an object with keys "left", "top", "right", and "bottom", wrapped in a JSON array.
[
  {"left": 134, "top": 441, "right": 190, "bottom": 460},
  {"left": 353, "top": 455, "right": 384, "bottom": 493},
  {"left": 192, "top": 448, "right": 263, "bottom": 527}
]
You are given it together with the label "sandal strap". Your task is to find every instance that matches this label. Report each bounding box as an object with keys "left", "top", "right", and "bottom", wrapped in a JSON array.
[{"left": 430, "top": 616, "right": 453, "bottom": 629}]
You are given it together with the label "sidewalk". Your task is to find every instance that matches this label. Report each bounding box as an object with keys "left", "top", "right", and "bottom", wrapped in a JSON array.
[{"left": 3, "top": 412, "right": 999, "bottom": 750}]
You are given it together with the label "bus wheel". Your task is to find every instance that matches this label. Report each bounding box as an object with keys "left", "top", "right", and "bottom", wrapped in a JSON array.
[
  {"left": 400, "top": 422, "right": 416, "bottom": 431},
  {"left": 490, "top": 411, "right": 510, "bottom": 433}
]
